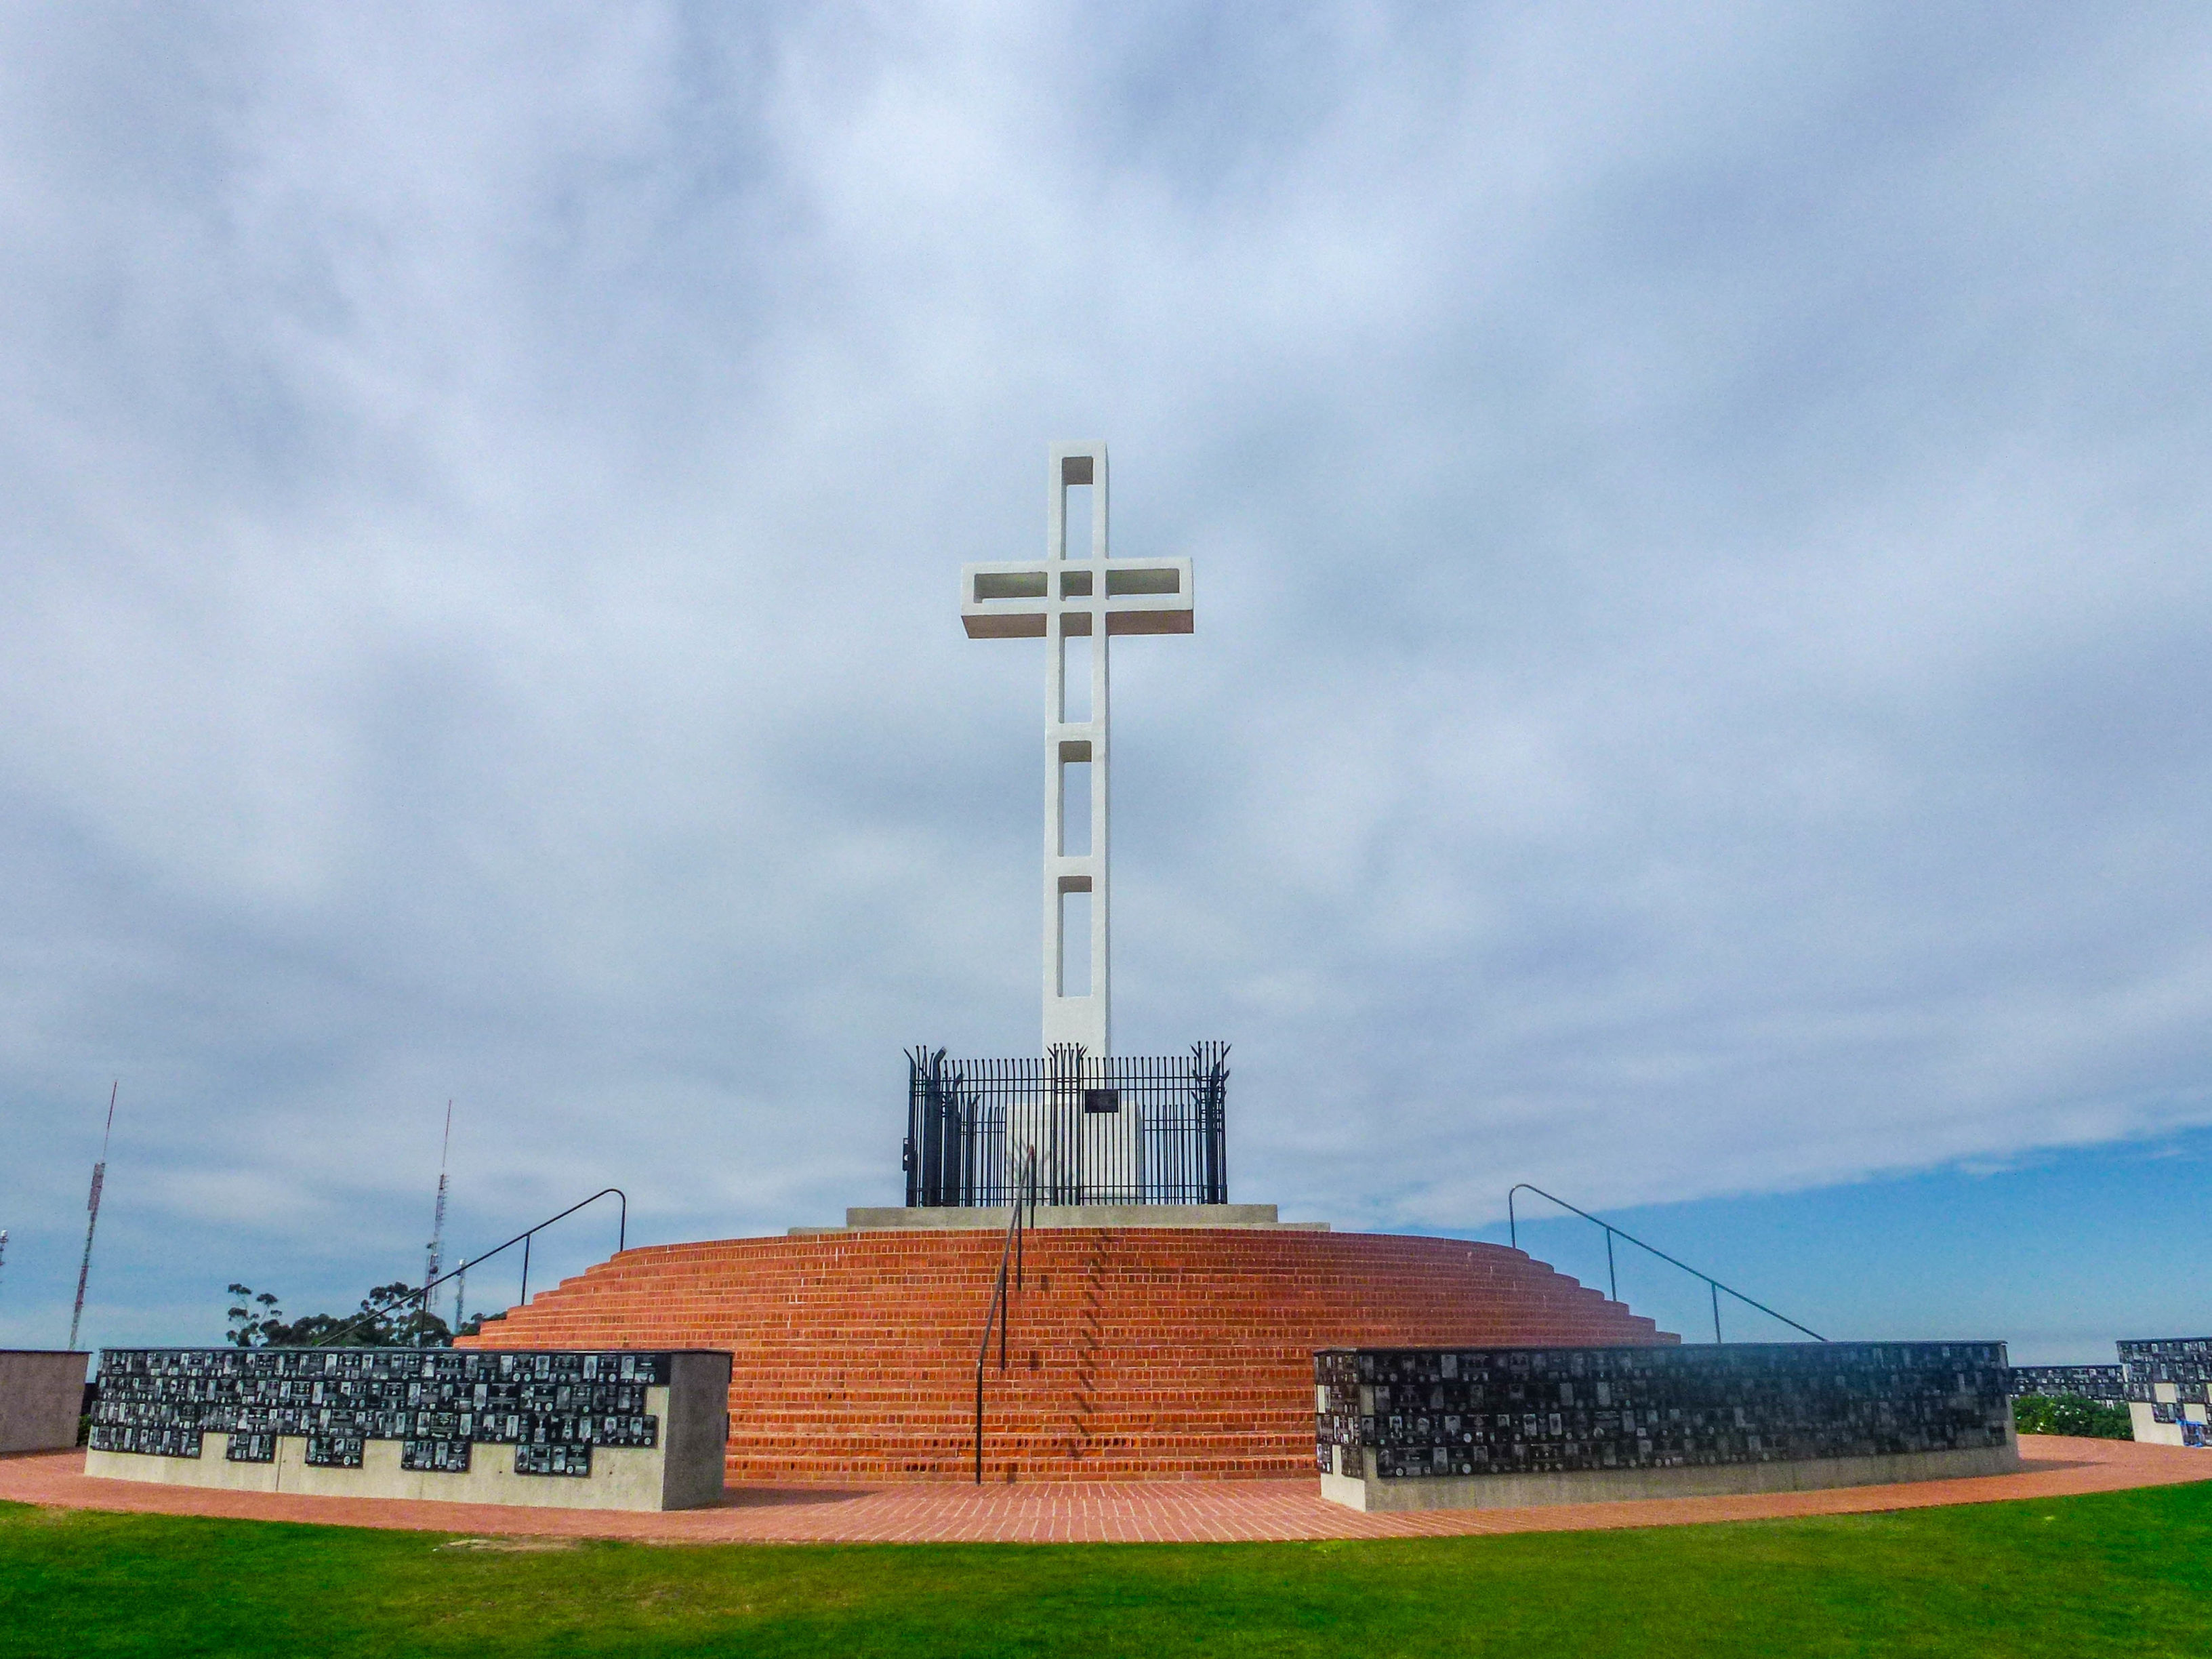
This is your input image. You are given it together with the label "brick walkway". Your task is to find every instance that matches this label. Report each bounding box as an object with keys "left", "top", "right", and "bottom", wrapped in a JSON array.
[{"left": 3, "top": 1438, "right": 2206, "bottom": 1546}]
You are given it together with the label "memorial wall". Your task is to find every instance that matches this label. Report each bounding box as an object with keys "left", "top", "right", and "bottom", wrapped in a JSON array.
[
  {"left": 85, "top": 1347, "right": 731, "bottom": 1511},
  {"left": 2007, "top": 1364, "right": 2125, "bottom": 1401},
  {"left": 2120, "top": 1337, "right": 2212, "bottom": 1446},
  {"left": 1316, "top": 1341, "right": 2018, "bottom": 1513}
]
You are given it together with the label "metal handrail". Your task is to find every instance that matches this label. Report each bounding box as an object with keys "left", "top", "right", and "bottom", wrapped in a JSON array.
[
  {"left": 309, "top": 1187, "right": 628, "bottom": 1347},
  {"left": 1506, "top": 1183, "right": 1824, "bottom": 1344},
  {"left": 973, "top": 1151, "right": 1038, "bottom": 1483}
]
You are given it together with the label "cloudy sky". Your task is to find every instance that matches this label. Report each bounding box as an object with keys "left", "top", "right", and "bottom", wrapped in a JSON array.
[{"left": 3, "top": 3, "right": 2208, "bottom": 1361}]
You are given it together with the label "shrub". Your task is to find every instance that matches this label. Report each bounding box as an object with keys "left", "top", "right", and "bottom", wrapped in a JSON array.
[{"left": 2012, "top": 1393, "right": 2133, "bottom": 1439}]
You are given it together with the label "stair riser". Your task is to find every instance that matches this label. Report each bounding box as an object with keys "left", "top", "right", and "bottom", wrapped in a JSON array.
[{"left": 459, "top": 1229, "right": 1674, "bottom": 1482}]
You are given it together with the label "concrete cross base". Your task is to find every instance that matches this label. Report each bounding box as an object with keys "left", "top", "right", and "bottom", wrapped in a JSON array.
[{"left": 796, "top": 1203, "right": 1327, "bottom": 1235}]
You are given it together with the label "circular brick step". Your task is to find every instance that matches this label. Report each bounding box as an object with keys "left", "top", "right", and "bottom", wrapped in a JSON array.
[{"left": 459, "top": 1227, "right": 1677, "bottom": 1482}]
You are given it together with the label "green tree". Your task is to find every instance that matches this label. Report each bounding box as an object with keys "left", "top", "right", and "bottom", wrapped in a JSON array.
[
  {"left": 222, "top": 1281, "right": 459, "bottom": 1348},
  {"left": 223, "top": 1285, "right": 286, "bottom": 1348}
]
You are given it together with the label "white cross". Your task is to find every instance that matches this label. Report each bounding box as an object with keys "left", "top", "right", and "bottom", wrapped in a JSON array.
[{"left": 962, "top": 442, "right": 1193, "bottom": 1059}]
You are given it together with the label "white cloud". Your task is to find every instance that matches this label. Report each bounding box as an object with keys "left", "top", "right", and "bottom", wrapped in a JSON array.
[{"left": 3, "top": 1, "right": 2210, "bottom": 1343}]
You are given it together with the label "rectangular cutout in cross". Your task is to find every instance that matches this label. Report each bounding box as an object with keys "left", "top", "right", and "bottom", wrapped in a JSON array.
[
  {"left": 1105, "top": 567, "right": 1178, "bottom": 596},
  {"left": 975, "top": 571, "right": 1048, "bottom": 600},
  {"left": 1059, "top": 755, "right": 1092, "bottom": 855},
  {"left": 1065, "top": 483, "right": 1094, "bottom": 558},
  {"left": 1057, "top": 882, "right": 1092, "bottom": 998},
  {"left": 1060, "top": 628, "right": 1092, "bottom": 723}
]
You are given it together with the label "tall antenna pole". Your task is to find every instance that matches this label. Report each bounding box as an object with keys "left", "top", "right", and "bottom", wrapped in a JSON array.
[
  {"left": 68, "top": 1081, "right": 117, "bottom": 1351},
  {"left": 425, "top": 1101, "right": 452, "bottom": 1317}
]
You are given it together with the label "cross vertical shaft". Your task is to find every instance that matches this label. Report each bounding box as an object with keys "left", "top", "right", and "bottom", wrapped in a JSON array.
[
  {"left": 960, "top": 442, "right": 1194, "bottom": 1060},
  {"left": 1044, "top": 445, "right": 1109, "bottom": 1057}
]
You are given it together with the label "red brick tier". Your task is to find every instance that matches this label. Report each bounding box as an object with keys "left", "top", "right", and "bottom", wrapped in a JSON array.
[{"left": 457, "top": 1227, "right": 1677, "bottom": 1483}]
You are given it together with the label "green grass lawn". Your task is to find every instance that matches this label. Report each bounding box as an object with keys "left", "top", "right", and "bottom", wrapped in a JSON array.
[{"left": 3, "top": 1483, "right": 2210, "bottom": 1659}]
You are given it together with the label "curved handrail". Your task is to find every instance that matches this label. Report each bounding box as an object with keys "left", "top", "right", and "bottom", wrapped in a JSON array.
[
  {"left": 1506, "top": 1183, "right": 1824, "bottom": 1343},
  {"left": 309, "top": 1187, "right": 628, "bottom": 1347},
  {"left": 973, "top": 1151, "right": 1038, "bottom": 1483}
]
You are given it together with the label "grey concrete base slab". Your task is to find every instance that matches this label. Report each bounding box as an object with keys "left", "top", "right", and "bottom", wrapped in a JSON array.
[
  {"left": 0, "top": 1351, "right": 89, "bottom": 1455},
  {"left": 1320, "top": 1441, "right": 2024, "bottom": 1513},
  {"left": 801, "top": 1203, "right": 1327, "bottom": 1233}
]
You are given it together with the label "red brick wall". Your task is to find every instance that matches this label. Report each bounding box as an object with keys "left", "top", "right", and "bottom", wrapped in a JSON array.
[{"left": 458, "top": 1228, "right": 1676, "bottom": 1483}]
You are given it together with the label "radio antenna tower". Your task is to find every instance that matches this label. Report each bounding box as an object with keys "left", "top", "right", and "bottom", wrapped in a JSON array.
[
  {"left": 424, "top": 1101, "right": 453, "bottom": 1317},
  {"left": 68, "top": 1081, "right": 117, "bottom": 1351}
]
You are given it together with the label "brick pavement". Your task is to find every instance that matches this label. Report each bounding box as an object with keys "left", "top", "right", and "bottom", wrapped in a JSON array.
[{"left": 4, "top": 1437, "right": 2207, "bottom": 1546}]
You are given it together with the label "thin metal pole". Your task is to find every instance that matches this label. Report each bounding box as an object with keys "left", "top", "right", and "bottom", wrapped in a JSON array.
[
  {"left": 1712, "top": 1280, "right": 1722, "bottom": 1344},
  {"left": 520, "top": 1233, "right": 531, "bottom": 1306},
  {"left": 68, "top": 1082, "right": 119, "bottom": 1351},
  {"left": 1606, "top": 1229, "right": 1617, "bottom": 1303},
  {"left": 426, "top": 1101, "right": 452, "bottom": 1294},
  {"left": 1508, "top": 1187, "right": 1517, "bottom": 1251},
  {"left": 974, "top": 1371, "right": 984, "bottom": 1484}
]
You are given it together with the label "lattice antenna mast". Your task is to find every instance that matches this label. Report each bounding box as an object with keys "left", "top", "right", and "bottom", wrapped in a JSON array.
[
  {"left": 424, "top": 1100, "right": 453, "bottom": 1311},
  {"left": 68, "top": 1081, "right": 117, "bottom": 1351}
]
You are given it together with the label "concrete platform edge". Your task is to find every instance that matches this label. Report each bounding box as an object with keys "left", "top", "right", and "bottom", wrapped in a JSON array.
[
  {"left": 1321, "top": 1440, "right": 2024, "bottom": 1512},
  {"left": 802, "top": 1203, "right": 1329, "bottom": 1234}
]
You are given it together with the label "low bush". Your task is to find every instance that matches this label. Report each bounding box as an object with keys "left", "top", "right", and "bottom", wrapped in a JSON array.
[{"left": 2013, "top": 1393, "right": 2134, "bottom": 1439}]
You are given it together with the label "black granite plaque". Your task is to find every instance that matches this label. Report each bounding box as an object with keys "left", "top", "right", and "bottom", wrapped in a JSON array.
[
  {"left": 401, "top": 1438, "right": 472, "bottom": 1473},
  {"left": 304, "top": 1433, "right": 364, "bottom": 1469},
  {"left": 514, "top": 1442, "right": 592, "bottom": 1477}
]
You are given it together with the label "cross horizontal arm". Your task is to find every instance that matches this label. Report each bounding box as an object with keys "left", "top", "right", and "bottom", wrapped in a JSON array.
[{"left": 960, "top": 558, "right": 1194, "bottom": 640}]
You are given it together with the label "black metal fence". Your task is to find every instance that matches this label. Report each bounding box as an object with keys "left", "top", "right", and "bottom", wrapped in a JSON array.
[{"left": 904, "top": 1043, "right": 1228, "bottom": 1207}]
